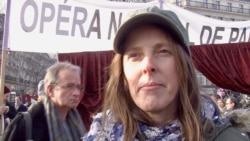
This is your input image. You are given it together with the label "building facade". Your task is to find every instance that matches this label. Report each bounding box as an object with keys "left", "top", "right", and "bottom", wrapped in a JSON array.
[
  {"left": 167, "top": 0, "right": 250, "bottom": 21},
  {"left": 5, "top": 51, "right": 57, "bottom": 96}
]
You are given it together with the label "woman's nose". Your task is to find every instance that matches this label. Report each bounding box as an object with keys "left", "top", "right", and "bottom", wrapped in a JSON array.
[{"left": 141, "top": 56, "right": 156, "bottom": 74}]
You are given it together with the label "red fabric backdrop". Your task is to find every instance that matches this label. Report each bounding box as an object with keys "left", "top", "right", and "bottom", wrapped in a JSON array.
[
  {"left": 58, "top": 42, "right": 250, "bottom": 130},
  {"left": 190, "top": 42, "right": 250, "bottom": 95}
]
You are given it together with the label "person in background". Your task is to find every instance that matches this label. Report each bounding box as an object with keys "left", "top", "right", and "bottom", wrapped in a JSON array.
[
  {"left": 37, "top": 79, "right": 45, "bottom": 102},
  {"left": 0, "top": 105, "right": 9, "bottom": 133},
  {"left": 217, "top": 98, "right": 226, "bottom": 116},
  {"left": 84, "top": 6, "right": 249, "bottom": 141},
  {"left": 14, "top": 96, "right": 27, "bottom": 113},
  {"left": 0, "top": 106, "right": 8, "bottom": 115},
  {"left": 225, "top": 96, "right": 239, "bottom": 115},
  {"left": 201, "top": 94, "right": 220, "bottom": 122},
  {"left": 2, "top": 85, "right": 16, "bottom": 129},
  {"left": 26, "top": 79, "right": 44, "bottom": 109},
  {"left": 245, "top": 96, "right": 250, "bottom": 108},
  {"left": 239, "top": 99, "right": 247, "bottom": 109},
  {"left": 222, "top": 108, "right": 250, "bottom": 139},
  {"left": 1, "top": 61, "right": 86, "bottom": 141},
  {"left": 209, "top": 93, "right": 220, "bottom": 104}
]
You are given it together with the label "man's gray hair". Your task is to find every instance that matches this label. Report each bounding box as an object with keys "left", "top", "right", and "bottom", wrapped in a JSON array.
[{"left": 43, "top": 61, "right": 82, "bottom": 93}]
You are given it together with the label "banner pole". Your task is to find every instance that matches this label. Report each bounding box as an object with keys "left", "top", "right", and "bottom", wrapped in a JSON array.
[
  {"left": 0, "top": 49, "right": 7, "bottom": 135},
  {"left": 0, "top": 0, "right": 11, "bottom": 136}
]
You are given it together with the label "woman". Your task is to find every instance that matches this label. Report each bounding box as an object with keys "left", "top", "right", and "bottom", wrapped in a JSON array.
[{"left": 84, "top": 6, "right": 249, "bottom": 141}]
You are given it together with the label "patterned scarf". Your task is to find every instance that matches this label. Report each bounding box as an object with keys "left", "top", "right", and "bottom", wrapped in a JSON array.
[
  {"left": 43, "top": 96, "right": 85, "bottom": 141},
  {"left": 84, "top": 112, "right": 183, "bottom": 141},
  {"left": 137, "top": 120, "right": 183, "bottom": 141}
]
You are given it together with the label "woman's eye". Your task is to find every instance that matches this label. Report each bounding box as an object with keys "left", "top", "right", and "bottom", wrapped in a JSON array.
[
  {"left": 129, "top": 53, "right": 140, "bottom": 58},
  {"left": 158, "top": 49, "right": 169, "bottom": 54}
]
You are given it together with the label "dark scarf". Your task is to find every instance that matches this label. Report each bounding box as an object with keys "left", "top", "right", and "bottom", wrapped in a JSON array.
[{"left": 43, "top": 96, "right": 85, "bottom": 141}]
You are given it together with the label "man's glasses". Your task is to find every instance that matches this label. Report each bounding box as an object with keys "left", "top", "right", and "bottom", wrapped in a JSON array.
[{"left": 52, "top": 83, "right": 84, "bottom": 91}]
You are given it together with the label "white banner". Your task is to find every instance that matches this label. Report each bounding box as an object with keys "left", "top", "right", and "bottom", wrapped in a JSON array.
[
  {"left": 3, "top": 0, "right": 250, "bottom": 53},
  {"left": 163, "top": 3, "right": 250, "bottom": 46}
]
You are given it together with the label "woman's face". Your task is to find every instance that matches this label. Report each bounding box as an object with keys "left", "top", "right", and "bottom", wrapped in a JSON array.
[{"left": 123, "top": 24, "right": 179, "bottom": 118}]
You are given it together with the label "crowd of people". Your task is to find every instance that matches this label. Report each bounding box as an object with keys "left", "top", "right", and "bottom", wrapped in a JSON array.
[
  {"left": 0, "top": 82, "right": 42, "bottom": 130},
  {"left": 210, "top": 93, "right": 250, "bottom": 117},
  {"left": 0, "top": 86, "right": 28, "bottom": 131},
  {"left": 0, "top": 5, "right": 249, "bottom": 141}
]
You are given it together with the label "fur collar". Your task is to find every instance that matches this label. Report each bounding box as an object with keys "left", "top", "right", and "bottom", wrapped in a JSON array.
[{"left": 224, "top": 108, "right": 250, "bottom": 133}]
